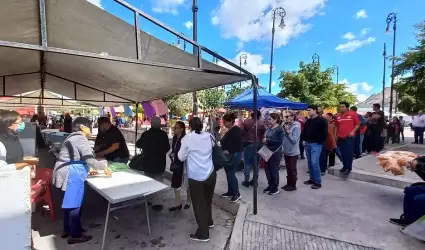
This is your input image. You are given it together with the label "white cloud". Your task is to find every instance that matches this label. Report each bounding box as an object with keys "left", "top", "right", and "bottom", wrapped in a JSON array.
[
  {"left": 317, "top": 41, "right": 324, "bottom": 45},
  {"left": 340, "top": 79, "right": 373, "bottom": 102},
  {"left": 211, "top": 0, "right": 326, "bottom": 48},
  {"left": 271, "top": 81, "right": 277, "bottom": 87},
  {"left": 152, "top": 0, "right": 184, "bottom": 15},
  {"left": 343, "top": 32, "right": 355, "bottom": 40},
  {"left": 87, "top": 0, "right": 103, "bottom": 9},
  {"left": 184, "top": 21, "right": 193, "bottom": 30},
  {"left": 211, "top": 16, "right": 220, "bottom": 25},
  {"left": 335, "top": 37, "right": 376, "bottom": 53},
  {"left": 236, "top": 41, "right": 244, "bottom": 52},
  {"left": 360, "top": 28, "right": 370, "bottom": 36},
  {"left": 355, "top": 9, "right": 368, "bottom": 19},
  {"left": 217, "top": 52, "right": 271, "bottom": 75}
]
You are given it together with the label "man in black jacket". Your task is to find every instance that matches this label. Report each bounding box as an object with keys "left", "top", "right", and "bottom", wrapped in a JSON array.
[
  {"left": 136, "top": 116, "right": 170, "bottom": 211},
  {"left": 390, "top": 156, "right": 425, "bottom": 226},
  {"left": 302, "top": 105, "right": 328, "bottom": 190}
]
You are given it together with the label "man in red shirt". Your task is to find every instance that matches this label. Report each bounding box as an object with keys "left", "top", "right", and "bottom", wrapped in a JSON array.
[{"left": 335, "top": 102, "right": 360, "bottom": 175}]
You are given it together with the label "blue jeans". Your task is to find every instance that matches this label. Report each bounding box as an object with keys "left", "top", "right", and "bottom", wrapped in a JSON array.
[
  {"left": 264, "top": 151, "right": 282, "bottom": 190},
  {"left": 359, "top": 134, "right": 364, "bottom": 155},
  {"left": 225, "top": 152, "right": 242, "bottom": 196},
  {"left": 337, "top": 137, "right": 355, "bottom": 171},
  {"left": 243, "top": 143, "right": 260, "bottom": 182},
  {"left": 305, "top": 142, "right": 322, "bottom": 184},
  {"left": 63, "top": 207, "right": 83, "bottom": 237},
  {"left": 404, "top": 185, "right": 425, "bottom": 224}
]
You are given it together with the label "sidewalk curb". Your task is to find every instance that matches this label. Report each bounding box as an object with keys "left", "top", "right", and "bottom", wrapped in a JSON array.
[
  {"left": 228, "top": 203, "right": 248, "bottom": 250},
  {"left": 328, "top": 168, "right": 415, "bottom": 189}
]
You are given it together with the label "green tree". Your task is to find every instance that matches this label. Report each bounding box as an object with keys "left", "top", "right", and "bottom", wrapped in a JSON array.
[
  {"left": 163, "top": 93, "right": 193, "bottom": 117},
  {"left": 394, "top": 20, "right": 425, "bottom": 115},
  {"left": 226, "top": 85, "right": 251, "bottom": 101},
  {"left": 198, "top": 88, "right": 226, "bottom": 112},
  {"left": 277, "top": 61, "right": 357, "bottom": 107}
]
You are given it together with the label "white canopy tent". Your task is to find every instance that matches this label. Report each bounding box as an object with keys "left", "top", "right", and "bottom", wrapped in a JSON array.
[{"left": 0, "top": 0, "right": 252, "bottom": 106}]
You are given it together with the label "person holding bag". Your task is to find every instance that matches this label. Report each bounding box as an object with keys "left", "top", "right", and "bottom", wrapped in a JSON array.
[
  {"left": 220, "top": 113, "right": 243, "bottom": 203},
  {"left": 281, "top": 111, "right": 301, "bottom": 191},
  {"left": 261, "top": 113, "right": 284, "bottom": 195},
  {"left": 178, "top": 117, "right": 216, "bottom": 242},
  {"left": 169, "top": 121, "right": 191, "bottom": 211}
]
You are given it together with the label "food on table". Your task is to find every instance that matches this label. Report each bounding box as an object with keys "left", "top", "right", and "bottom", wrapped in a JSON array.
[{"left": 377, "top": 151, "right": 418, "bottom": 176}]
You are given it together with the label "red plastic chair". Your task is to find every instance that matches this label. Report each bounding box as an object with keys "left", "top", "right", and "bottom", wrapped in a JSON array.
[{"left": 32, "top": 168, "right": 55, "bottom": 221}]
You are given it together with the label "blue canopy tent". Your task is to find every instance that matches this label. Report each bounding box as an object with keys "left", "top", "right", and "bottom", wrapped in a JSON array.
[{"left": 226, "top": 88, "right": 307, "bottom": 109}]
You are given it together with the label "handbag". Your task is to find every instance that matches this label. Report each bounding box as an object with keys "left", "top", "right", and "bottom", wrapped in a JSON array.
[
  {"left": 210, "top": 135, "right": 230, "bottom": 171},
  {"left": 258, "top": 128, "right": 283, "bottom": 162},
  {"left": 129, "top": 149, "right": 145, "bottom": 171},
  {"left": 169, "top": 161, "right": 181, "bottom": 172}
]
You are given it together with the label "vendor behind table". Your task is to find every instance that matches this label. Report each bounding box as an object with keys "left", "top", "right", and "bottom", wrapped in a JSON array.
[
  {"left": 52, "top": 117, "right": 111, "bottom": 245},
  {"left": 94, "top": 117, "right": 130, "bottom": 163}
]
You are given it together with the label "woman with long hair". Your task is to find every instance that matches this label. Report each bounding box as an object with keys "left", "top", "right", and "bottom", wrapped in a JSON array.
[
  {"left": 220, "top": 113, "right": 243, "bottom": 202},
  {"left": 178, "top": 117, "right": 216, "bottom": 242},
  {"left": 262, "top": 113, "right": 284, "bottom": 195},
  {"left": 169, "top": 121, "right": 191, "bottom": 211}
]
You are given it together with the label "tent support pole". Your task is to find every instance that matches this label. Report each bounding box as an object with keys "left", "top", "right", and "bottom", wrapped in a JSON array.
[
  {"left": 252, "top": 75, "right": 258, "bottom": 215},
  {"left": 134, "top": 102, "right": 140, "bottom": 156},
  {"left": 134, "top": 11, "right": 142, "bottom": 60},
  {"left": 2, "top": 76, "right": 5, "bottom": 96}
]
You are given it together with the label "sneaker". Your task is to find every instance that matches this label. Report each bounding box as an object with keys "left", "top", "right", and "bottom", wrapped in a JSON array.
[
  {"left": 311, "top": 183, "right": 322, "bottom": 189},
  {"left": 189, "top": 234, "right": 210, "bottom": 242},
  {"left": 269, "top": 189, "right": 280, "bottom": 195},
  {"left": 221, "top": 192, "right": 232, "bottom": 198},
  {"left": 263, "top": 187, "right": 272, "bottom": 193},
  {"left": 281, "top": 184, "right": 289, "bottom": 190},
  {"left": 230, "top": 195, "right": 242, "bottom": 203},
  {"left": 283, "top": 186, "right": 296, "bottom": 191},
  {"left": 390, "top": 218, "right": 408, "bottom": 227},
  {"left": 339, "top": 168, "right": 347, "bottom": 173},
  {"left": 242, "top": 181, "right": 250, "bottom": 188},
  {"left": 208, "top": 224, "right": 214, "bottom": 228},
  {"left": 68, "top": 235, "right": 92, "bottom": 244},
  {"left": 303, "top": 180, "right": 314, "bottom": 185},
  {"left": 249, "top": 179, "right": 258, "bottom": 187},
  {"left": 321, "top": 171, "right": 326, "bottom": 176},
  {"left": 343, "top": 169, "right": 351, "bottom": 175}
]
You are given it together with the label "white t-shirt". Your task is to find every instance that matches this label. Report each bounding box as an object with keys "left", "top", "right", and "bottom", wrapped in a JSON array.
[
  {"left": 412, "top": 115, "right": 425, "bottom": 128},
  {"left": 0, "top": 141, "right": 16, "bottom": 171},
  {"left": 178, "top": 131, "right": 214, "bottom": 181}
]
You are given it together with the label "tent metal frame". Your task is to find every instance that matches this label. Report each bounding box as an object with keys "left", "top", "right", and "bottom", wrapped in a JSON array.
[{"left": 0, "top": 0, "right": 261, "bottom": 215}]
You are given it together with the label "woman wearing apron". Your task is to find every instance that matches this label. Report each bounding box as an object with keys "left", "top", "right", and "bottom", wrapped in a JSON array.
[{"left": 52, "top": 117, "right": 111, "bottom": 244}]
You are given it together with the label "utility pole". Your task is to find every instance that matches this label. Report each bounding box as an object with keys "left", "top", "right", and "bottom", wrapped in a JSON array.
[
  {"left": 382, "top": 43, "right": 386, "bottom": 110},
  {"left": 192, "top": 0, "right": 198, "bottom": 115}
]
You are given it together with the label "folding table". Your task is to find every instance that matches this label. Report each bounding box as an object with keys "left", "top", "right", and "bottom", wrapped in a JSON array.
[{"left": 86, "top": 169, "right": 169, "bottom": 250}]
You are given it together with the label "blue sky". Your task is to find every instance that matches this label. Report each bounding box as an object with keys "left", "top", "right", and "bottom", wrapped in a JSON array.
[{"left": 88, "top": 0, "right": 425, "bottom": 102}]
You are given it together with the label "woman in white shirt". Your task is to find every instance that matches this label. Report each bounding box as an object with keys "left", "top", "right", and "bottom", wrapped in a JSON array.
[
  {"left": 0, "top": 110, "right": 35, "bottom": 171},
  {"left": 178, "top": 117, "right": 216, "bottom": 242}
]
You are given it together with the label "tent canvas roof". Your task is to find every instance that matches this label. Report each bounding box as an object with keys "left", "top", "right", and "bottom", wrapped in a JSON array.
[
  {"left": 226, "top": 89, "right": 308, "bottom": 110},
  {"left": 0, "top": 0, "right": 250, "bottom": 105}
]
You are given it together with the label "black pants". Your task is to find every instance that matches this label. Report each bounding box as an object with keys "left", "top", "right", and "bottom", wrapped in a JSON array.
[
  {"left": 414, "top": 127, "right": 425, "bottom": 144},
  {"left": 327, "top": 149, "right": 336, "bottom": 167},
  {"left": 264, "top": 152, "right": 282, "bottom": 190},
  {"left": 299, "top": 134, "right": 304, "bottom": 158},
  {"left": 369, "top": 124, "right": 382, "bottom": 152},
  {"left": 189, "top": 171, "right": 217, "bottom": 239},
  {"left": 399, "top": 128, "right": 404, "bottom": 141}
]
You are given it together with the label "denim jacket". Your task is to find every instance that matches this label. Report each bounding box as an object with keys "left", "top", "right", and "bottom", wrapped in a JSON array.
[{"left": 265, "top": 126, "right": 284, "bottom": 151}]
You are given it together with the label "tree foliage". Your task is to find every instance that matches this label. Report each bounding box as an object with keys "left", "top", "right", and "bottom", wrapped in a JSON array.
[
  {"left": 394, "top": 20, "right": 425, "bottom": 115},
  {"left": 163, "top": 93, "right": 193, "bottom": 117},
  {"left": 198, "top": 88, "right": 226, "bottom": 112},
  {"left": 277, "top": 61, "right": 357, "bottom": 108},
  {"left": 226, "top": 84, "right": 251, "bottom": 101}
]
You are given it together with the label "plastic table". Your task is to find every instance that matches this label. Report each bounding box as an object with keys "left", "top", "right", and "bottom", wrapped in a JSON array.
[{"left": 86, "top": 169, "right": 169, "bottom": 250}]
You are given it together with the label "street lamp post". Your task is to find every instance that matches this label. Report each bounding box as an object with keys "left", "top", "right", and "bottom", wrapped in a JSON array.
[
  {"left": 386, "top": 12, "right": 397, "bottom": 118},
  {"left": 331, "top": 65, "right": 339, "bottom": 84},
  {"left": 192, "top": 0, "right": 198, "bottom": 115},
  {"left": 269, "top": 7, "right": 286, "bottom": 93},
  {"left": 312, "top": 53, "right": 320, "bottom": 64},
  {"left": 239, "top": 53, "right": 247, "bottom": 88},
  {"left": 382, "top": 43, "right": 387, "bottom": 110}
]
